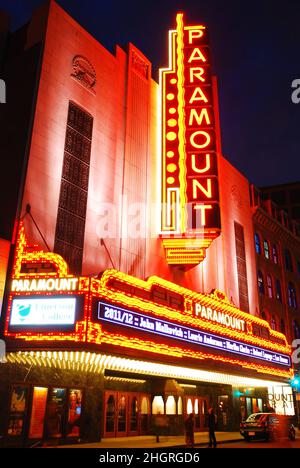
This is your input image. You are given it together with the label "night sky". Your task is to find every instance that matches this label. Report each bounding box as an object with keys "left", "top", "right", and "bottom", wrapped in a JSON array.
[{"left": 1, "top": 0, "right": 300, "bottom": 187}]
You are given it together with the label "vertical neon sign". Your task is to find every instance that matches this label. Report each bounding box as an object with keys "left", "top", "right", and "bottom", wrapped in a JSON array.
[{"left": 160, "top": 14, "right": 221, "bottom": 266}]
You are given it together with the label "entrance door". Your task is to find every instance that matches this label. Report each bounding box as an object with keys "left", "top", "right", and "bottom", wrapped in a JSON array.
[
  {"left": 104, "top": 391, "right": 150, "bottom": 438},
  {"left": 185, "top": 396, "right": 209, "bottom": 432},
  {"left": 200, "top": 398, "right": 209, "bottom": 430},
  {"left": 140, "top": 395, "right": 150, "bottom": 435},
  {"left": 104, "top": 392, "right": 117, "bottom": 437},
  {"left": 116, "top": 393, "right": 128, "bottom": 437},
  {"left": 128, "top": 394, "right": 139, "bottom": 436}
]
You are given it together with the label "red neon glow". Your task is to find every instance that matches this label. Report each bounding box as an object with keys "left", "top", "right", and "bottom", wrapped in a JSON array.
[
  {"left": 4, "top": 224, "right": 293, "bottom": 381},
  {"left": 160, "top": 13, "right": 221, "bottom": 264}
]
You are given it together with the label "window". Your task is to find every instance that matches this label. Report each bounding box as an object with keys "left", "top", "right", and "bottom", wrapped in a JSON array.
[
  {"left": 166, "top": 396, "right": 176, "bottom": 415},
  {"left": 255, "top": 233, "right": 261, "bottom": 254},
  {"left": 54, "top": 102, "right": 93, "bottom": 274},
  {"left": 272, "top": 245, "right": 278, "bottom": 264},
  {"left": 261, "top": 310, "right": 267, "bottom": 321},
  {"left": 234, "top": 222, "right": 249, "bottom": 312},
  {"left": 270, "top": 316, "right": 276, "bottom": 331},
  {"left": 284, "top": 249, "right": 293, "bottom": 272},
  {"left": 152, "top": 396, "right": 164, "bottom": 415},
  {"left": 178, "top": 397, "right": 183, "bottom": 415},
  {"left": 280, "top": 319, "right": 285, "bottom": 334},
  {"left": 266, "top": 275, "right": 273, "bottom": 298},
  {"left": 264, "top": 240, "right": 270, "bottom": 259},
  {"left": 288, "top": 283, "right": 297, "bottom": 309},
  {"left": 297, "top": 261, "right": 300, "bottom": 278},
  {"left": 258, "top": 271, "right": 265, "bottom": 294},
  {"left": 275, "top": 279, "right": 282, "bottom": 302},
  {"left": 293, "top": 320, "right": 300, "bottom": 339},
  {"left": 187, "top": 398, "right": 193, "bottom": 415}
]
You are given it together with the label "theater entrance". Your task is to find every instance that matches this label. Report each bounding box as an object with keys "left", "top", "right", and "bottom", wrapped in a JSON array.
[
  {"left": 103, "top": 391, "right": 151, "bottom": 438},
  {"left": 185, "top": 395, "right": 209, "bottom": 431}
]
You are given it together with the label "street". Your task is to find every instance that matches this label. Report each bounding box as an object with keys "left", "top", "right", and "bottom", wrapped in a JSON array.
[{"left": 215, "top": 438, "right": 300, "bottom": 449}]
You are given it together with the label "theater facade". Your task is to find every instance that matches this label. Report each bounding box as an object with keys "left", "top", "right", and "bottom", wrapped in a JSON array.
[
  {"left": 0, "top": 1, "right": 296, "bottom": 446},
  {"left": 0, "top": 222, "right": 294, "bottom": 445}
]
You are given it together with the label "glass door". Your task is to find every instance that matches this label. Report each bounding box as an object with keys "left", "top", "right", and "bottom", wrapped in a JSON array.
[
  {"left": 104, "top": 392, "right": 117, "bottom": 437},
  {"left": 140, "top": 395, "right": 150, "bottom": 435},
  {"left": 129, "top": 394, "right": 139, "bottom": 436},
  {"left": 200, "top": 398, "right": 209, "bottom": 430},
  {"left": 116, "top": 393, "right": 127, "bottom": 437}
]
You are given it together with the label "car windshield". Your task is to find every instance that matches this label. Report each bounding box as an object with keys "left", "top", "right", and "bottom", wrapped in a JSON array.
[{"left": 246, "top": 413, "right": 266, "bottom": 422}]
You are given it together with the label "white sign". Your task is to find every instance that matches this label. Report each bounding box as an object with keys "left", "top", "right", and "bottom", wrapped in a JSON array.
[
  {"left": 10, "top": 298, "right": 76, "bottom": 326},
  {"left": 194, "top": 304, "right": 246, "bottom": 332},
  {"left": 267, "top": 386, "right": 295, "bottom": 416},
  {"left": 11, "top": 278, "right": 78, "bottom": 293}
]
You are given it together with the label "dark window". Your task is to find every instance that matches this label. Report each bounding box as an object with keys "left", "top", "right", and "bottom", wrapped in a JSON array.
[
  {"left": 261, "top": 310, "right": 267, "bottom": 321},
  {"left": 275, "top": 279, "right": 282, "bottom": 302},
  {"left": 272, "top": 245, "right": 278, "bottom": 264},
  {"left": 284, "top": 249, "right": 293, "bottom": 272},
  {"left": 254, "top": 233, "right": 261, "bottom": 254},
  {"left": 258, "top": 271, "right": 265, "bottom": 295},
  {"left": 280, "top": 319, "right": 285, "bottom": 334},
  {"left": 270, "top": 316, "right": 276, "bottom": 331},
  {"left": 270, "top": 190, "right": 286, "bottom": 205},
  {"left": 297, "top": 261, "right": 300, "bottom": 278},
  {"left": 263, "top": 240, "right": 270, "bottom": 259},
  {"left": 293, "top": 320, "right": 300, "bottom": 339},
  {"left": 292, "top": 206, "right": 300, "bottom": 219},
  {"left": 290, "top": 189, "right": 300, "bottom": 203},
  {"left": 234, "top": 222, "right": 249, "bottom": 312},
  {"left": 252, "top": 322, "right": 270, "bottom": 340},
  {"left": 267, "top": 275, "right": 273, "bottom": 299},
  {"left": 288, "top": 283, "right": 297, "bottom": 309},
  {"left": 54, "top": 102, "right": 93, "bottom": 274}
]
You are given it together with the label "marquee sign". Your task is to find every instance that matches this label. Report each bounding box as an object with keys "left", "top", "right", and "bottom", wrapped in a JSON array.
[
  {"left": 160, "top": 13, "right": 220, "bottom": 265},
  {"left": 10, "top": 297, "right": 77, "bottom": 326},
  {"left": 4, "top": 222, "right": 293, "bottom": 381},
  {"left": 11, "top": 278, "right": 79, "bottom": 293},
  {"left": 98, "top": 302, "right": 291, "bottom": 368},
  {"left": 4, "top": 222, "right": 88, "bottom": 342}
]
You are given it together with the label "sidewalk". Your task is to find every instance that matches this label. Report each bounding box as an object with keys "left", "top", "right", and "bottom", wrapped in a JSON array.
[{"left": 59, "top": 431, "right": 243, "bottom": 449}]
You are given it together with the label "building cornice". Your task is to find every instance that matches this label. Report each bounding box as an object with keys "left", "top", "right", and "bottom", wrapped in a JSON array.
[{"left": 253, "top": 207, "right": 300, "bottom": 246}]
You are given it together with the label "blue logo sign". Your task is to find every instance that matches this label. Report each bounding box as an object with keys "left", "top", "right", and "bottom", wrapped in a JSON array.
[{"left": 16, "top": 303, "right": 31, "bottom": 321}]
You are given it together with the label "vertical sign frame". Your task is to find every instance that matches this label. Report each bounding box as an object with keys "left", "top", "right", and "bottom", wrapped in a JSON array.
[{"left": 160, "top": 14, "right": 221, "bottom": 266}]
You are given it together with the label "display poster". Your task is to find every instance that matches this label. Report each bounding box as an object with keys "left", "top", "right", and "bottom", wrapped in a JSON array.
[
  {"left": 7, "top": 385, "right": 28, "bottom": 436},
  {"left": 28, "top": 387, "right": 48, "bottom": 439},
  {"left": 67, "top": 389, "right": 83, "bottom": 437},
  {"left": 44, "top": 388, "right": 66, "bottom": 438}
]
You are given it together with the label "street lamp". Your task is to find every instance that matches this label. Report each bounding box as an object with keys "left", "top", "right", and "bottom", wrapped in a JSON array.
[{"left": 291, "top": 376, "right": 300, "bottom": 429}]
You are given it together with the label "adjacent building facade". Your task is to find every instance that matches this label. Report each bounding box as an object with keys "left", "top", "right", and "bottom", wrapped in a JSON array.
[{"left": 0, "top": 1, "right": 298, "bottom": 446}]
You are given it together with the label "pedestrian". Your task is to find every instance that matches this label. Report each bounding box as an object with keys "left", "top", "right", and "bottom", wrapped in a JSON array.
[
  {"left": 185, "top": 413, "right": 195, "bottom": 448},
  {"left": 207, "top": 407, "right": 217, "bottom": 448},
  {"left": 154, "top": 412, "right": 166, "bottom": 443}
]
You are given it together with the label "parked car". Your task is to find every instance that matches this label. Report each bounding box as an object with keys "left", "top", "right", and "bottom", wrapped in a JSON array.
[{"left": 240, "top": 412, "right": 296, "bottom": 442}]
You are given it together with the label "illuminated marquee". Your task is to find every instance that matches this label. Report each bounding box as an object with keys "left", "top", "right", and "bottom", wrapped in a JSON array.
[
  {"left": 11, "top": 278, "right": 79, "bottom": 293},
  {"left": 88, "top": 270, "right": 293, "bottom": 380},
  {"left": 98, "top": 302, "right": 291, "bottom": 368},
  {"left": 195, "top": 304, "right": 246, "bottom": 332},
  {"left": 160, "top": 13, "right": 220, "bottom": 265},
  {"left": 10, "top": 297, "right": 76, "bottom": 326},
  {"left": 4, "top": 222, "right": 88, "bottom": 342},
  {"left": 4, "top": 223, "right": 293, "bottom": 380}
]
